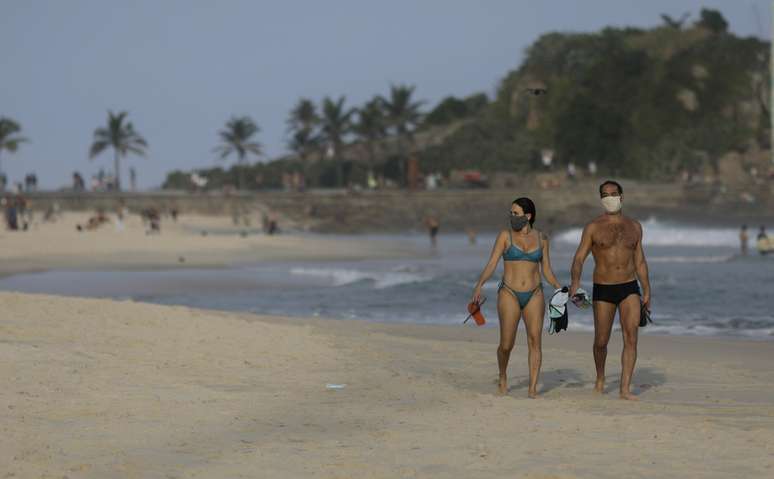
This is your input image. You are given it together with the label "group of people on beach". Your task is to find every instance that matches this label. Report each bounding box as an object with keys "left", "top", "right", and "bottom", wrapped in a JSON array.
[{"left": 473, "top": 180, "right": 650, "bottom": 400}]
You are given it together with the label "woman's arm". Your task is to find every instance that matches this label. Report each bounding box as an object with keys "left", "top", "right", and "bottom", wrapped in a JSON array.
[
  {"left": 472, "top": 231, "right": 506, "bottom": 302},
  {"left": 539, "top": 232, "right": 563, "bottom": 290}
]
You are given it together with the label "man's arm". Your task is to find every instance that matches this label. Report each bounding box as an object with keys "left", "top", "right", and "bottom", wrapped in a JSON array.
[
  {"left": 570, "top": 223, "right": 593, "bottom": 296},
  {"left": 634, "top": 221, "right": 651, "bottom": 309}
]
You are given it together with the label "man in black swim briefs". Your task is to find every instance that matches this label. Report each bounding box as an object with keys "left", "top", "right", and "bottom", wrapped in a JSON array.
[{"left": 569, "top": 180, "right": 651, "bottom": 400}]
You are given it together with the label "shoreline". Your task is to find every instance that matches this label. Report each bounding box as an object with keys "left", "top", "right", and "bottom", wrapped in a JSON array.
[{"left": 1, "top": 292, "right": 772, "bottom": 477}]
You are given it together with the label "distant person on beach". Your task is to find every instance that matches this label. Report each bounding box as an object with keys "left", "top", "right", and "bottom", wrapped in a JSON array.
[
  {"left": 740, "top": 225, "right": 749, "bottom": 256},
  {"left": 570, "top": 180, "right": 651, "bottom": 400},
  {"left": 567, "top": 162, "right": 577, "bottom": 181},
  {"left": 757, "top": 225, "right": 768, "bottom": 241},
  {"left": 424, "top": 216, "right": 440, "bottom": 247},
  {"left": 757, "top": 226, "right": 770, "bottom": 256},
  {"left": 3, "top": 196, "right": 17, "bottom": 230},
  {"left": 266, "top": 212, "right": 279, "bottom": 235},
  {"left": 472, "top": 197, "right": 563, "bottom": 398},
  {"left": 15, "top": 195, "right": 29, "bottom": 230},
  {"left": 76, "top": 210, "right": 110, "bottom": 232},
  {"left": 465, "top": 227, "right": 477, "bottom": 245}
]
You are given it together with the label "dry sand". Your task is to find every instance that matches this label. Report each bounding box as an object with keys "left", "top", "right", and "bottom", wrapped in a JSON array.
[
  {"left": 0, "top": 212, "right": 421, "bottom": 276},
  {"left": 1, "top": 292, "right": 772, "bottom": 478}
]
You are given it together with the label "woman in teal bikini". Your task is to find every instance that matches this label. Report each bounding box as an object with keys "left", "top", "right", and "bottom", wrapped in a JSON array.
[{"left": 472, "top": 197, "right": 562, "bottom": 397}]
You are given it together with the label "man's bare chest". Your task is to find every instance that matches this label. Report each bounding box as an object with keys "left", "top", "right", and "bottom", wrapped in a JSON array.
[{"left": 593, "top": 222, "right": 638, "bottom": 250}]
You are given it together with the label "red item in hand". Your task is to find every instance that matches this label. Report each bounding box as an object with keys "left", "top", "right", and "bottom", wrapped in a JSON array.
[{"left": 466, "top": 300, "right": 486, "bottom": 326}]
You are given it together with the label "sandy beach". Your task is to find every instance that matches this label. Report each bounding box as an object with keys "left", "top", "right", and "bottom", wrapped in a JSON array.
[
  {"left": 0, "top": 212, "right": 421, "bottom": 277},
  {"left": 1, "top": 291, "right": 772, "bottom": 478},
  {"left": 2, "top": 212, "right": 773, "bottom": 478}
]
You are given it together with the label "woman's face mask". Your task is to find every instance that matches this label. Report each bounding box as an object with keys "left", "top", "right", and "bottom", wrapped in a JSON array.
[
  {"left": 601, "top": 196, "right": 622, "bottom": 213},
  {"left": 510, "top": 213, "right": 529, "bottom": 231}
]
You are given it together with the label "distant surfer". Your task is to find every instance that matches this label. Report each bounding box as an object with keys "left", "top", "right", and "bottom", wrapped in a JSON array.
[
  {"left": 740, "top": 225, "right": 749, "bottom": 256},
  {"left": 570, "top": 180, "right": 651, "bottom": 400},
  {"left": 472, "top": 197, "right": 562, "bottom": 398}
]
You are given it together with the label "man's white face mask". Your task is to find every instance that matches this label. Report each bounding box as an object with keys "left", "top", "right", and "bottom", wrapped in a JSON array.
[{"left": 601, "top": 196, "right": 622, "bottom": 213}]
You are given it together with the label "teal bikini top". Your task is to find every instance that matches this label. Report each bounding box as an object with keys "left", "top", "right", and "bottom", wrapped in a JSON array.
[{"left": 502, "top": 230, "right": 543, "bottom": 262}]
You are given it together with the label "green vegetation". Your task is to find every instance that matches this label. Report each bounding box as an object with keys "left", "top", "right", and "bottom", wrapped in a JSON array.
[
  {"left": 319, "top": 96, "right": 355, "bottom": 186},
  {"left": 0, "top": 118, "right": 28, "bottom": 177},
  {"left": 352, "top": 98, "right": 388, "bottom": 170},
  {"left": 164, "top": 8, "right": 770, "bottom": 190},
  {"left": 89, "top": 111, "right": 148, "bottom": 191},
  {"left": 213, "top": 116, "right": 263, "bottom": 190}
]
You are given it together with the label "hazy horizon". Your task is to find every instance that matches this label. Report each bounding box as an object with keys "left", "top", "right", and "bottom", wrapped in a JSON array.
[{"left": 2, "top": 0, "right": 771, "bottom": 190}]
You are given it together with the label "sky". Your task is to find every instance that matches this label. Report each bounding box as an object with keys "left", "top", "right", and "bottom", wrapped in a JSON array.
[{"left": 1, "top": 0, "right": 771, "bottom": 189}]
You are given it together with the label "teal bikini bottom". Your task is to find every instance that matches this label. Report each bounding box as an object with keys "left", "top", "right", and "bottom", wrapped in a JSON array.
[{"left": 498, "top": 280, "right": 543, "bottom": 309}]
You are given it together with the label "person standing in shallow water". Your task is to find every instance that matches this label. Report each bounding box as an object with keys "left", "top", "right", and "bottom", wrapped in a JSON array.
[
  {"left": 570, "top": 180, "right": 651, "bottom": 400},
  {"left": 740, "top": 225, "right": 749, "bottom": 256},
  {"left": 472, "top": 197, "right": 562, "bottom": 398},
  {"left": 424, "top": 216, "right": 440, "bottom": 248}
]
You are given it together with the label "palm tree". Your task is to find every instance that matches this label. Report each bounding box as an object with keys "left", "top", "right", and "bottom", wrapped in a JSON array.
[
  {"left": 352, "top": 97, "right": 387, "bottom": 170},
  {"left": 89, "top": 111, "right": 148, "bottom": 191},
  {"left": 286, "top": 98, "right": 320, "bottom": 163},
  {"left": 287, "top": 98, "right": 319, "bottom": 134},
  {"left": 288, "top": 128, "right": 320, "bottom": 163},
  {"left": 0, "top": 118, "right": 29, "bottom": 178},
  {"left": 380, "top": 85, "right": 424, "bottom": 184},
  {"left": 320, "top": 96, "right": 354, "bottom": 187},
  {"left": 214, "top": 116, "right": 262, "bottom": 190}
]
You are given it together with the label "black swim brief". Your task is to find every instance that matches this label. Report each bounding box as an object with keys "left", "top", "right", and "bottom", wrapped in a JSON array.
[{"left": 593, "top": 280, "right": 640, "bottom": 305}]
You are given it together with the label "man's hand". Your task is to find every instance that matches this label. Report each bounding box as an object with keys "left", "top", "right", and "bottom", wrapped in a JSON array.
[
  {"left": 569, "top": 282, "right": 580, "bottom": 298},
  {"left": 641, "top": 291, "right": 651, "bottom": 311}
]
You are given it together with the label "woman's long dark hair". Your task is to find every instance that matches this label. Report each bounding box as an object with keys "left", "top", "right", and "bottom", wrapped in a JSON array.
[{"left": 513, "top": 197, "right": 536, "bottom": 226}]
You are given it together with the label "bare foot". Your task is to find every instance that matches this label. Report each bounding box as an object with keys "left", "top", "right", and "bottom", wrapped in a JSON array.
[
  {"left": 620, "top": 391, "right": 639, "bottom": 401},
  {"left": 498, "top": 377, "right": 508, "bottom": 395},
  {"left": 528, "top": 389, "right": 541, "bottom": 399},
  {"left": 594, "top": 379, "right": 605, "bottom": 394}
]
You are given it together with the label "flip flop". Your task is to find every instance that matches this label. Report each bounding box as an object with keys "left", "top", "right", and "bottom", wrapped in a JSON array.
[
  {"left": 464, "top": 296, "right": 487, "bottom": 326},
  {"left": 639, "top": 303, "right": 652, "bottom": 327}
]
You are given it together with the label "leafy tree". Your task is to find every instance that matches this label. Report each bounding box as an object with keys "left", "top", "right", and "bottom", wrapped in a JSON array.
[
  {"left": 89, "top": 111, "right": 147, "bottom": 191},
  {"left": 697, "top": 8, "right": 728, "bottom": 34},
  {"left": 213, "top": 116, "right": 262, "bottom": 190},
  {"left": 423, "top": 93, "right": 488, "bottom": 126}
]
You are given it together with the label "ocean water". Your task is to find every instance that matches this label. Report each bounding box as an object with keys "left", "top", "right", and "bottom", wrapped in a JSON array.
[{"left": 1, "top": 218, "right": 772, "bottom": 340}]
